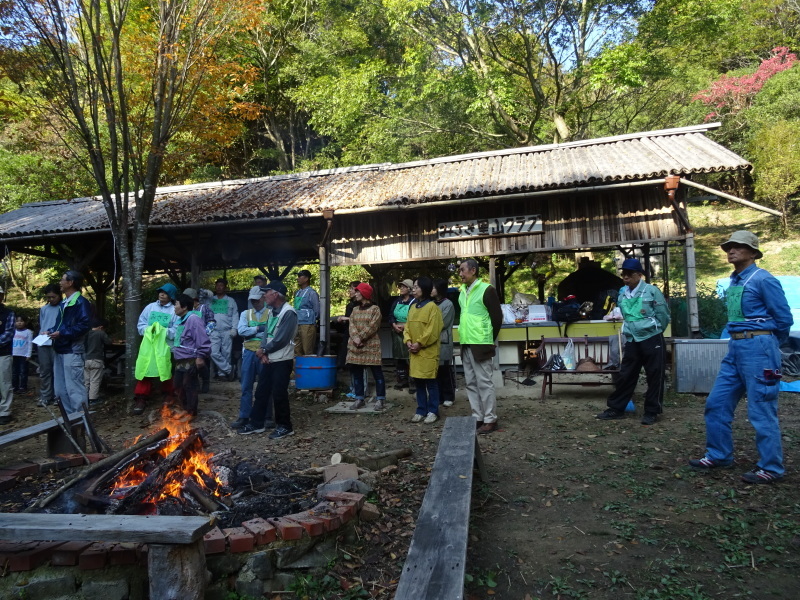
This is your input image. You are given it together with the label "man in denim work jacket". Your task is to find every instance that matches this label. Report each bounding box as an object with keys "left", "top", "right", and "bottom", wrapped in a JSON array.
[{"left": 690, "top": 231, "right": 793, "bottom": 484}]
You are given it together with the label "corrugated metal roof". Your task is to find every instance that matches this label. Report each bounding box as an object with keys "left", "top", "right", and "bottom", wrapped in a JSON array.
[{"left": 0, "top": 124, "right": 750, "bottom": 239}]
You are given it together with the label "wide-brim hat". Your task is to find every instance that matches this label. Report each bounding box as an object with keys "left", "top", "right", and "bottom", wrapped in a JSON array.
[
  {"left": 721, "top": 230, "right": 763, "bottom": 259},
  {"left": 183, "top": 288, "right": 198, "bottom": 299},
  {"left": 157, "top": 282, "right": 178, "bottom": 300},
  {"left": 398, "top": 279, "right": 413, "bottom": 290}
]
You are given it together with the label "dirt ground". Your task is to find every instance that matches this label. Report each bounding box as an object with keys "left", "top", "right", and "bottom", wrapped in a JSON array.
[{"left": 2, "top": 368, "right": 800, "bottom": 600}]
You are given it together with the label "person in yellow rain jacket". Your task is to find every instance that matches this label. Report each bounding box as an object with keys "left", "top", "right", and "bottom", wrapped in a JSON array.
[{"left": 404, "top": 276, "right": 443, "bottom": 425}]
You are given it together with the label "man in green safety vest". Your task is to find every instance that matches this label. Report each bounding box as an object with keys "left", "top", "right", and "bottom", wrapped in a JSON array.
[{"left": 458, "top": 259, "right": 503, "bottom": 434}]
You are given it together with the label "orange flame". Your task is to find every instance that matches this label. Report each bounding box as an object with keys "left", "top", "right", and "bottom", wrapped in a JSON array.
[{"left": 110, "top": 405, "right": 225, "bottom": 505}]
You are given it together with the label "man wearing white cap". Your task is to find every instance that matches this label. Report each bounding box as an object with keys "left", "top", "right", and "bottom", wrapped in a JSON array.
[
  {"left": 0, "top": 286, "right": 16, "bottom": 425},
  {"left": 690, "top": 231, "right": 793, "bottom": 484},
  {"left": 231, "top": 286, "right": 270, "bottom": 429}
]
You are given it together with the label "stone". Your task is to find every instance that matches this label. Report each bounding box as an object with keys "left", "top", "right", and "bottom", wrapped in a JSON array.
[
  {"left": 147, "top": 540, "right": 207, "bottom": 600},
  {"left": 13, "top": 574, "right": 77, "bottom": 599},
  {"left": 359, "top": 502, "right": 381, "bottom": 522},
  {"left": 206, "top": 553, "right": 245, "bottom": 578},
  {"left": 244, "top": 551, "right": 274, "bottom": 580},
  {"left": 322, "top": 463, "right": 359, "bottom": 483},
  {"left": 81, "top": 578, "right": 130, "bottom": 600},
  {"left": 274, "top": 539, "right": 318, "bottom": 568}
]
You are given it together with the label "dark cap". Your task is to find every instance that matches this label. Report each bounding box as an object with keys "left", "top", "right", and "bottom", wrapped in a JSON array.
[
  {"left": 620, "top": 258, "right": 644, "bottom": 273},
  {"left": 261, "top": 281, "right": 287, "bottom": 296},
  {"left": 297, "top": 269, "right": 312, "bottom": 278}
]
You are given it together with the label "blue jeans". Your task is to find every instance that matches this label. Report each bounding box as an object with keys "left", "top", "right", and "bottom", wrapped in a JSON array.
[
  {"left": 704, "top": 335, "right": 783, "bottom": 474},
  {"left": 414, "top": 378, "right": 439, "bottom": 416},
  {"left": 12, "top": 356, "right": 28, "bottom": 391},
  {"left": 350, "top": 364, "right": 385, "bottom": 400},
  {"left": 238, "top": 349, "right": 264, "bottom": 420}
]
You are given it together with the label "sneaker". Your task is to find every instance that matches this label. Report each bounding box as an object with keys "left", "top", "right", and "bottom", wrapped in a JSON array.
[
  {"left": 442, "top": 400, "right": 454, "bottom": 407},
  {"left": 264, "top": 420, "right": 276, "bottom": 430},
  {"left": 230, "top": 418, "right": 248, "bottom": 429},
  {"left": 200, "top": 381, "right": 210, "bottom": 394},
  {"left": 269, "top": 426, "right": 294, "bottom": 439},
  {"left": 373, "top": 398, "right": 386, "bottom": 411},
  {"left": 0, "top": 415, "right": 12, "bottom": 425},
  {"left": 423, "top": 412, "right": 438, "bottom": 424},
  {"left": 641, "top": 413, "right": 657, "bottom": 425},
  {"left": 411, "top": 414, "right": 424, "bottom": 423},
  {"left": 408, "top": 386, "right": 416, "bottom": 394},
  {"left": 132, "top": 397, "right": 146, "bottom": 415},
  {"left": 596, "top": 408, "right": 625, "bottom": 420},
  {"left": 238, "top": 424, "right": 266, "bottom": 435},
  {"left": 688, "top": 457, "right": 734, "bottom": 470},
  {"left": 478, "top": 422, "right": 498, "bottom": 435},
  {"left": 741, "top": 469, "right": 782, "bottom": 484},
  {"left": 476, "top": 420, "right": 484, "bottom": 429},
  {"left": 349, "top": 398, "right": 366, "bottom": 410},
  {"left": 394, "top": 382, "right": 408, "bottom": 390},
  {"left": 345, "top": 392, "right": 356, "bottom": 399}
]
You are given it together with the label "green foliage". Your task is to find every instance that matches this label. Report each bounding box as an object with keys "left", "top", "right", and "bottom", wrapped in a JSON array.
[{"left": 288, "top": 572, "right": 370, "bottom": 599}]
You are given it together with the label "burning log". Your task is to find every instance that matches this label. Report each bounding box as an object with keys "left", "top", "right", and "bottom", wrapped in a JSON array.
[
  {"left": 75, "top": 436, "right": 175, "bottom": 508},
  {"left": 112, "top": 431, "right": 203, "bottom": 515},
  {"left": 28, "top": 428, "right": 171, "bottom": 511},
  {"left": 183, "top": 480, "right": 223, "bottom": 514}
]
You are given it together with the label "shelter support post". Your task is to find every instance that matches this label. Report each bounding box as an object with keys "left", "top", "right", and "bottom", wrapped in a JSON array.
[
  {"left": 489, "top": 258, "right": 497, "bottom": 294},
  {"left": 319, "top": 210, "right": 334, "bottom": 354},
  {"left": 683, "top": 233, "right": 700, "bottom": 336},
  {"left": 190, "top": 250, "right": 200, "bottom": 289}
]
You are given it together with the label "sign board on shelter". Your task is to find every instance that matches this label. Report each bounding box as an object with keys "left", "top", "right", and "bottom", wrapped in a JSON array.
[{"left": 437, "top": 214, "right": 543, "bottom": 241}]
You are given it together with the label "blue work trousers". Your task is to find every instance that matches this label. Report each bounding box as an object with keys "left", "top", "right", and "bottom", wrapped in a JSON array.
[
  {"left": 704, "top": 335, "right": 783, "bottom": 475},
  {"left": 414, "top": 378, "right": 440, "bottom": 416},
  {"left": 238, "top": 349, "right": 264, "bottom": 420}
]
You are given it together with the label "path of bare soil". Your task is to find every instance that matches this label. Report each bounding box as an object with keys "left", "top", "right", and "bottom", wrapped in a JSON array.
[{"left": 1, "top": 370, "right": 799, "bottom": 600}]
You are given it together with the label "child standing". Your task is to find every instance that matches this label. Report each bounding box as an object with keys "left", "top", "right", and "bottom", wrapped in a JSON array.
[
  {"left": 84, "top": 318, "right": 111, "bottom": 405},
  {"left": 171, "top": 294, "right": 211, "bottom": 422},
  {"left": 12, "top": 316, "right": 33, "bottom": 394}
]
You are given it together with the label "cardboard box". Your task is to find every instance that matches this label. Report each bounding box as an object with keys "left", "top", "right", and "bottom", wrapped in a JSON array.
[{"left": 527, "top": 305, "right": 551, "bottom": 321}]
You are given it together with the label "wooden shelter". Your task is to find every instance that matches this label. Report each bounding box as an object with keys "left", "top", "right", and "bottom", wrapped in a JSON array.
[{"left": 0, "top": 123, "right": 759, "bottom": 340}]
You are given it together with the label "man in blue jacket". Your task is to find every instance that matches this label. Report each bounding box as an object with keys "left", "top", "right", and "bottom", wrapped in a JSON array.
[
  {"left": 596, "top": 258, "right": 670, "bottom": 425},
  {"left": 690, "top": 231, "right": 793, "bottom": 484},
  {"left": 49, "top": 270, "right": 92, "bottom": 413}
]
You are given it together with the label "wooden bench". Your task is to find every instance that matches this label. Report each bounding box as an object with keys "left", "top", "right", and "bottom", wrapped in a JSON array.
[
  {"left": 395, "top": 416, "right": 487, "bottom": 600},
  {"left": 0, "top": 412, "right": 87, "bottom": 456},
  {"left": 537, "top": 335, "right": 621, "bottom": 400},
  {"left": 0, "top": 513, "right": 213, "bottom": 600}
]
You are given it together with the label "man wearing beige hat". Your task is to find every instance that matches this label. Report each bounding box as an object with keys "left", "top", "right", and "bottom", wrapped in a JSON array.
[
  {"left": 0, "top": 286, "right": 15, "bottom": 425},
  {"left": 689, "top": 231, "right": 793, "bottom": 484}
]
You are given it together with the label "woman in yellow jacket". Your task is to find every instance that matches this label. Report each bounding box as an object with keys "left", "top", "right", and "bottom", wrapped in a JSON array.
[{"left": 404, "top": 276, "right": 443, "bottom": 424}]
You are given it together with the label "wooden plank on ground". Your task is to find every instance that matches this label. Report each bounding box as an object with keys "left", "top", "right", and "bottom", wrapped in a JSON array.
[
  {"left": 0, "top": 413, "right": 85, "bottom": 450},
  {"left": 0, "top": 514, "right": 214, "bottom": 544},
  {"left": 395, "top": 416, "right": 477, "bottom": 600}
]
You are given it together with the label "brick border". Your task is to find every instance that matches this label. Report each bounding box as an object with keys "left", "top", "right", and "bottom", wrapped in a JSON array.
[{"left": 0, "top": 492, "right": 370, "bottom": 571}]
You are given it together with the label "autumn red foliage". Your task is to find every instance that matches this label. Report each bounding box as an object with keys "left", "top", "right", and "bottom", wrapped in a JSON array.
[{"left": 693, "top": 47, "right": 797, "bottom": 120}]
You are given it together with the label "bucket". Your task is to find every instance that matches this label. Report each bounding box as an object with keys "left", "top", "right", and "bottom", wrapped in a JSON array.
[{"left": 295, "top": 355, "right": 338, "bottom": 390}]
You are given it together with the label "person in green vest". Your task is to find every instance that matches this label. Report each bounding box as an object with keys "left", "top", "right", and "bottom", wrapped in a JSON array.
[
  {"left": 207, "top": 278, "right": 239, "bottom": 381},
  {"left": 595, "top": 258, "right": 670, "bottom": 425},
  {"left": 458, "top": 259, "right": 503, "bottom": 434},
  {"left": 133, "top": 283, "right": 177, "bottom": 415},
  {"left": 231, "top": 286, "right": 270, "bottom": 429},
  {"left": 390, "top": 279, "right": 416, "bottom": 393}
]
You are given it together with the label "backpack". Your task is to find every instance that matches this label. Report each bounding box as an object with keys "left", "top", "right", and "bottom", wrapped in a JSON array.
[{"left": 552, "top": 300, "right": 581, "bottom": 322}]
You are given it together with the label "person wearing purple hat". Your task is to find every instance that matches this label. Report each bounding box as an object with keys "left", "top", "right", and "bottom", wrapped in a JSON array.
[
  {"left": 346, "top": 283, "right": 387, "bottom": 411},
  {"left": 596, "top": 258, "right": 670, "bottom": 425},
  {"left": 689, "top": 231, "right": 793, "bottom": 484}
]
